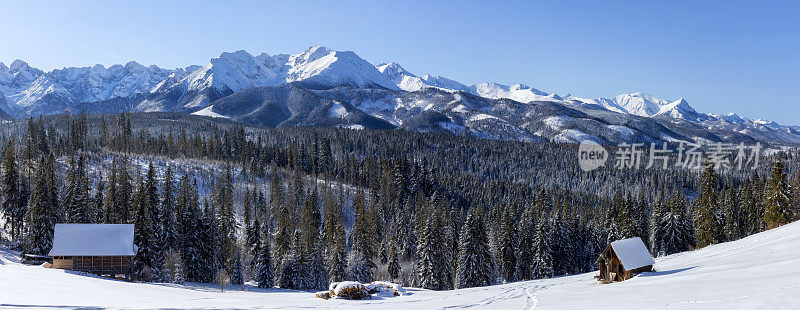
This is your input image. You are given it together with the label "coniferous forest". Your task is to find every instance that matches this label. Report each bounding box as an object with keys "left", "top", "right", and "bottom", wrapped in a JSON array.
[{"left": 1, "top": 112, "right": 799, "bottom": 290}]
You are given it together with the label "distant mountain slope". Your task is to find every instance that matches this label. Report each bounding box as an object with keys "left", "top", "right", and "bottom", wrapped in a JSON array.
[
  {"left": 2, "top": 46, "right": 799, "bottom": 145},
  {"left": 196, "top": 84, "right": 763, "bottom": 146}
]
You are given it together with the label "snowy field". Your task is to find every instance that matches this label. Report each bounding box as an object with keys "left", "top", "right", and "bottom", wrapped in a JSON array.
[{"left": 2, "top": 220, "right": 800, "bottom": 309}]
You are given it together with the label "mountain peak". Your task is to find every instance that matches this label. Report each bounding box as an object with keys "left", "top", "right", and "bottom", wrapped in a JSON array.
[{"left": 10, "top": 59, "right": 32, "bottom": 70}]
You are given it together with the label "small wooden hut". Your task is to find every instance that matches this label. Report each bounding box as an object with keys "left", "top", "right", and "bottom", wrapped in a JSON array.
[
  {"left": 596, "top": 237, "right": 654, "bottom": 283},
  {"left": 48, "top": 224, "right": 137, "bottom": 280}
]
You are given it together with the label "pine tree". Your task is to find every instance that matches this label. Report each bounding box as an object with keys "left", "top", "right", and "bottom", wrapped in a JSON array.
[
  {"left": 298, "top": 190, "right": 327, "bottom": 290},
  {"left": 132, "top": 173, "right": 159, "bottom": 281},
  {"left": 63, "top": 156, "right": 91, "bottom": 223},
  {"left": 387, "top": 243, "right": 401, "bottom": 280},
  {"left": 248, "top": 219, "right": 262, "bottom": 268},
  {"left": 498, "top": 204, "right": 517, "bottom": 283},
  {"left": 216, "top": 167, "right": 237, "bottom": 272},
  {"left": 694, "top": 162, "right": 722, "bottom": 248},
  {"left": 351, "top": 189, "right": 376, "bottom": 276},
  {"left": 229, "top": 252, "right": 244, "bottom": 286},
  {"left": 322, "top": 187, "right": 347, "bottom": 283},
  {"left": 198, "top": 198, "right": 221, "bottom": 283},
  {"left": 2, "top": 138, "right": 26, "bottom": 242},
  {"left": 179, "top": 177, "right": 208, "bottom": 282},
  {"left": 764, "top": 158, "right": 794, "bottom": 229},
  {"left": 531, "top": 219, "right": 554, "bottom": 279},
  {"left": 161, "top": 166, "right": 178, "bottom": 253},
  {"left": 416, "top": 208, "right": 452, "bottom": 290},
  {"left": 24, "top": 155, "right": 59, "bottom": 255},
  {"left": 515, "top": 204, "right": 537, "bottom": 281},
  {"left": 254, "top": 223, "right": 275, "bottom": 288},
  {"left": 455, "top": 207, "right": 496, "bottom": 289}
]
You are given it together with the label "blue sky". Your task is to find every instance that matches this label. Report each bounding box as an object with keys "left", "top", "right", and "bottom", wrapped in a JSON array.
[{"left": 0, "top": 0, "right": 798, "bottom": 124}]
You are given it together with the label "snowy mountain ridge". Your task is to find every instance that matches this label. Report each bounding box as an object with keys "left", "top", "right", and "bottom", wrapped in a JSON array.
[{"left": 2, "top": 46, "right": 800, "bottom": 146}]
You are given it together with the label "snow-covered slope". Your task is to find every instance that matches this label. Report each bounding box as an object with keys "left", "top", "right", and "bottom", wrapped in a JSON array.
[
  {"left": 3, "top": 220, "right": 800, "bottom": 309},
  {"left": 467, "top": 82, "right": 562, "bottom": 103},
  {"left": 376, "top": 62, "right": 466, "bottom": 92}
]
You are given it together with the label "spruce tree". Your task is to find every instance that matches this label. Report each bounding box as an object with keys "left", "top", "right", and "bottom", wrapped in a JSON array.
[
  {"left": 132, "top": 173, "right": 159, "bottom": 281},
  {"left": 351, "top": 189, "right": 376, "bottom": 276},
  {"left": 694, "top": 162, "right": 722, "bottom": 248},
  {"left": 63, "top": 156, "right": 91, "bottom": 223},
  {"left": 515, "top": 204, "right": 537, "bottom": 281},
  {"left": 322, "top": 187, "right": 347, "bottom": 283},
  {"left": 24, "top": 155, "right": 59, "bottom": 255},
  {"left": 254, "top": 223, "right": 275, "bottom": 288},
  {"left": 2, "top": 138, "right": 25, "bottom": 242},
  {"left": 455, "top": 207, "right": 496, "bottom": 288},
  {"left": 764, "top": 159, "right": 794, "bottom": 229},
  {"left": 531, "top": 219, "right": 554, "bottom": 279},
  {"left": 298, "top": 190, "right": 327, "bottom": 290},
  {"left": 498, "top": 204, "right": 517, "bottom": 283},
  {"left": 161, "top": 166, "right": 178, "bottom": 253}
]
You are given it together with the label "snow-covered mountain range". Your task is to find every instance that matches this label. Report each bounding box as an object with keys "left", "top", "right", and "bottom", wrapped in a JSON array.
[{"left": 2, "top": 46, "right": 799, "bottom": 145}]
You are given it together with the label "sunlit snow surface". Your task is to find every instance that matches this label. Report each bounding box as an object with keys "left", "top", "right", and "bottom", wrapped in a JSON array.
[{"left": 2, "top": 221, "right": 800, "bottom": 309}]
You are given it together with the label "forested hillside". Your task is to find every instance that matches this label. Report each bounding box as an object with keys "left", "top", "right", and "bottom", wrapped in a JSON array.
[{"left": 1, "top": 112, "right": 798, "bottom": 290}]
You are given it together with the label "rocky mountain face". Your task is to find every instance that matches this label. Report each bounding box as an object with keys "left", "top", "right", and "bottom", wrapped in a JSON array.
[{"left": 1, "top": 46, "right": 799, "bottom": 146}]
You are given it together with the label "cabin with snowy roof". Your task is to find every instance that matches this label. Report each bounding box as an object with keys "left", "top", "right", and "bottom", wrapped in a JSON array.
[
  {"left": 48, "top": 224, "right": 137, "bottom": 280},
  {"left": 596, "top": 237, "right": 654, "bottom": 283}
]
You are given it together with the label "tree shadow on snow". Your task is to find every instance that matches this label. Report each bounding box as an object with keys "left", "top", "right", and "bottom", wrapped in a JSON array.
[{"left": 637, "top": 266, "right": 697, "bottom": 277}]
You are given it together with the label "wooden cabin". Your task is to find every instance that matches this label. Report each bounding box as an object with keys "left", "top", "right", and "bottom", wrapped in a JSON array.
[
  {"left": 48, "top": 224, "right": 137, "bottom": 280},
  {"left": 596, "top": 237, "right": 654, "bottom": 283}
]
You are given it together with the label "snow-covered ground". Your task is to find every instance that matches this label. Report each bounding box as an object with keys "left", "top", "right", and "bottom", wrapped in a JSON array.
[{"left": 2, "top": 220, "right": 800, "bottom": 309}]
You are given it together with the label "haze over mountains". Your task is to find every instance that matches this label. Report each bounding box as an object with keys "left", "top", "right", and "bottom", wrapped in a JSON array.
[{"left": 2, "top": 46, "right": 799, "bottom": 145}]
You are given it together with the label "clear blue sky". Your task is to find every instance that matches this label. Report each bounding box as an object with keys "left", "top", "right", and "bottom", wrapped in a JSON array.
[{"left": 1, "top": 1, "right": 798, "bottom": 124}]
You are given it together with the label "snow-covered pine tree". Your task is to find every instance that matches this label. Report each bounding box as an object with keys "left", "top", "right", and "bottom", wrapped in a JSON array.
[
  {"left": 2, "top": 138, "right": 26, "bottom": 243},
  {"left": 455, "top": 207, "right": 496, "bottom": 289},
  {"left": 321, "top": 186, "right": 347, "bottom": 283},
  {"left": 299, "top": 189, "right": 328, "bottom": 290},
  {"left": 531, "top": 219, "right": 554, "bottom": 279},
  {"left": 102, "top": 157, "right": 118, "bottom": 223},
  {"left": 549, "top": 211, "right": 574, "bottom": 276},
  {"left": 161, "top": 166, "right": 178, "bottom": 253},
  {"left": 229, "top": 252, "right": 244, "bottom": 286},
  {"left": 277, "top": 232, "right": 303, "bottom": 289},
  {"left": 388, "top": 243, "right": 401, "bottom": 280},
  {"left": 179, "top": 176, "right": 207, "bottom": 282},
  {"left": 91, "top": 177, "right": 104, "bottom": 223},
  {"left": 649, "top": 190, "right": 668, "bottom": 255},
  {"left": 254, "top": 220, "right": 275, "bottom": 288},
  {"left": 764, "top": 158, "right": 794, "bottom": 229},
  {"left": 132, "top": 172, "right": 159, "bottom": 281},
  {"left": 198, "top": 198, "right": 221, "bottom": 283},
  {"left": 722, "top": 188, "right": 740, "bottom": 242},
  {"left": 695, "top": 162, "right": 722, "bottom": 248},
  {"left": 215, "top": 166, "right": 237, "bottom": 271},
  {"left": 273, "top": 203, "right": 292, "bottom": 273},
  {"left": 24, "top": 155, "right": 59, "bottom": 255},
  {"left": 515, "top": 204, "right": 537, "bottom": 281},
  {"left": 248, "top": 219, "right": 262, "bottom": 268},
  {"left": 63, "top": 155, "right": 91, "bottom": 223},
  {"left": 115, "top": 157, "right": 134, "bottom": 223},
  {"left": 416, "top": 208, "right": 452, "bottom": 290},
  {"left": 351, "top": 189, "right": 376, "bottom": 278},
  {"left": 498, "top": 204, "right": 517, "bottom": 283}
]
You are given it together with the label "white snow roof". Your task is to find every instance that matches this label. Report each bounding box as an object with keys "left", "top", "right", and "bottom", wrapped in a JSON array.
[
  {"left": 610, "top": 237, "right": 655, "bottom": 270},
  {"left": 49, "top": 224, "right": 137, "bottom": 257}
]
